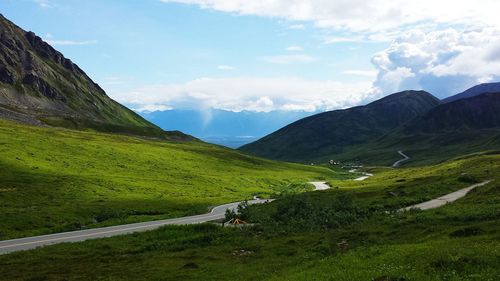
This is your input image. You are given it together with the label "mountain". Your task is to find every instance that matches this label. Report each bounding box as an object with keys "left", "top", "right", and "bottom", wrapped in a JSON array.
[
  {"left": 327, "top": 92, "right": 500, "bottom": 166},
  {"left": 140, "top": 109, "right": 315, "bottom": 148},
  {"left": 0, "top": 14, "right": 191, "bottom": 140},
  {"left": 411, "top": 92, "right": 500, "bottom": 132},
  {"left": 442, "top": 82, "right": 500, "bottom": 103},
  {"left": 239, "top": 90, "right": 441, "bottom": 162}
]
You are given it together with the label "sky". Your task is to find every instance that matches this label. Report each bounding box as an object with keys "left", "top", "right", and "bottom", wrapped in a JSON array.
[{"left": 2, "top": 0, "right": 500, "bottom": 114}]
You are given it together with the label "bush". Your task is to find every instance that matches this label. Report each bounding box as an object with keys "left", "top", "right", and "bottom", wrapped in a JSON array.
[
  {"left": 457, "top": 174, "right": 480, "bottom": 184},
  {"left": 246, "top": 194, "right": 371, "bottom": 231}
]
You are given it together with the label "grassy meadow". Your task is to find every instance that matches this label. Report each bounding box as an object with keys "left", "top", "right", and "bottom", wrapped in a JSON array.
[
  {"left": 0, "top": 152, "right": 498, "bottom": 280},
  {"left": 0, "top": 119, "right": 335, "bottom": 239}
]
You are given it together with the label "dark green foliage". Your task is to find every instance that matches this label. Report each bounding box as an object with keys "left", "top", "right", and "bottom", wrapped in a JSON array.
[
  {"left": 247, "top": 194, "right": 369, "bottom": 231},
  {"left": 457, "top": 174, "right": 480, "bottom": 184},
  {"left": 449, "top": 227, "right": 484, "bottom": 238}
]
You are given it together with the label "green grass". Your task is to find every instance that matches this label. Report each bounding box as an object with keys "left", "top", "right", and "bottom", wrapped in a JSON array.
[
  {"left": 0, "top": 119, "right": 335, "bottom": 239},
  {"left": 330, "top": 128, "right": 500, "bottom": 167},
  {"left": 0, "top": 153, "right": 498, "bottom": 280}
]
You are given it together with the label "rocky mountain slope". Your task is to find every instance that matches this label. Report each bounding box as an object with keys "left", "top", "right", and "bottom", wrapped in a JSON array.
[{"left": 0, "top": 14, "right": 191, "bottom": 140}]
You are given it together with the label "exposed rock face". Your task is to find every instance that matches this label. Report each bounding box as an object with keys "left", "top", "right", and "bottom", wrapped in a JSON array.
[
  {"left": 0, "top": 14, "right": 194, "bottom": 140},
  {"left": 0, "top": 64, "right": 15, "bottom": 84}
]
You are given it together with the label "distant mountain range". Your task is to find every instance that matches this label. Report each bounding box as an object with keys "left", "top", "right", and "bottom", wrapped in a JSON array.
[
  {"left": 442, "top": 82, "right": 500, "bottom": 103},
  {"left": 240, "top": 83, "right": 500, "bottom": 165},
  {"left": 140, "top": 109, "right": 315, "bottom": 148},
  {"left": 0, "top": 14, "right": 192, "bottom": 140}
]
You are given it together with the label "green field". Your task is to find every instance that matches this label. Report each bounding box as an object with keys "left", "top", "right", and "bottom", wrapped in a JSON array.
[
  {"left": 0, "top": 119, "right": 335, "bottom": 239},
  {"left": 1, "top": 152, "right": 498, "bottom": 280}
]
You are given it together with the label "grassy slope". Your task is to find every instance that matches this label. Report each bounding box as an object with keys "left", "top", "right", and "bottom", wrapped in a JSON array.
[
  {"left": 0, "top": 153, "right": 498, "bottom": 280},
  {"left": 239, "top": 91, "right": 440, "bottom": 163},
  {"left": 331, "top": 129, "right": 500, "bottom": 166},
  {"left": 0, "top": 119, "right": 334, "bottom": 239}
]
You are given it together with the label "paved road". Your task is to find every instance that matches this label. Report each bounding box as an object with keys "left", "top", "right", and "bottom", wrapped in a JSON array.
[
  {"left": 309, "top": 181, "right": 331, "bottom": 190},
  {"left": 0, "top": 182, "right": 331, "bottom": 255},
  {"left": 354, "top": 172, "right": 373, "bottom": 181},
  {"left": 0, "top": 198, "right": 270, "bottom": 255},
  {"left": 400, "top": 180, "right": 492, "bottom": 211},
  {"left": 392, "top": 150, "right": 410, "bottom": 167},
  {"left": 348, "top": 168, "right": 373, "bottom": 181}
]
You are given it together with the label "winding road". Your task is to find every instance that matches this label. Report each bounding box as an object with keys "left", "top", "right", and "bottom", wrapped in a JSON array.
[
  {"left": 0, "top": 181, "right": 330, "bottom": 255},
  {"left": 392, "top": 150, "right": 410, "bottom": 167},
  {"left": 400, "top": 180, "right": 492, "bottom": 211},
  {"left": 1, "top": 179, "right": 490, "bottom": 255},
  {"left": 0, "top": 198, "right": 271, "bottom": 255},
  {"left": 309, "top": 181, "right": 331, "bottom": 190}
]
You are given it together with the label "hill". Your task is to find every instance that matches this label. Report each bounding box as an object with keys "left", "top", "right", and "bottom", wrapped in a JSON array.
[
  {"left": 411, "top": 92, "right": 500, "bottom": 132},
  {"left": 336, "top": 92, "right": 500, "bottom": 166},
  {"left": 442, "top": 82, "right": 500, "bottom": 103},
  {"left": 0, "top": 14, "right": 189, "bottom": 139},
  {"left": 0, "top": 118, "right": 334, "bottom": 239},
  {"left": 239, "top": 90, "right": 440, "bottom": 162}
]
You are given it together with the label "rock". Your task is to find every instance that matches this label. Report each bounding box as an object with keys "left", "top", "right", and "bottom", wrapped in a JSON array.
[
  {"left": 0, "top": 64, "right": 15, "bottom": 84},
  {"left": 22, "top": 73, "right": 64, "bottom": 100}
]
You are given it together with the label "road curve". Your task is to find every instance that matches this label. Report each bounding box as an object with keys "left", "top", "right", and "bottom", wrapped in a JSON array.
[
  {"left": 0, "top": 198, "right": 270, "bottom": 255},
  {"left": 392, "top": 150, "right": 410, "bottom": 167},
  {"left": 309, "top": 181, "right": 331, "bottom": 190},
  {"left": 400, "top": 180, "right": 492, "bottom": 211}
]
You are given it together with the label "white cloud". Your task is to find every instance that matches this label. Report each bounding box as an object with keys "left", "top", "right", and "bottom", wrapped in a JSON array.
[
  {"left": 371, "top": 28, "right": 500, "bottom": 97},
  {"left": 160, "top": 0, "right": 500, "bottom": 34},
  {"left": 217, "top": 65, "right": 236, "bottom": 71},
  {"left": 285, "top": 45, "right": 303, "bottom": 52},
  {"left": 343, "top": 70, "right": 378, "bottom": 78},
  {"left": 113, "top": 76, "right": 376, "bottom": 113},
  {"left": 46, "top": 40, "right": 98, "bottom": 46},
  {"left": 261, "top": 54, "right": 316, "bottom": 64},
  {"left": 134, "top": 104, "right": 173, "bottom": 113}
]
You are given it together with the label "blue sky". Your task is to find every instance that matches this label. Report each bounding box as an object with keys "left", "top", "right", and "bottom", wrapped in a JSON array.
[{"left": 2, "top": 0, "right": 499, "bottom": 113}]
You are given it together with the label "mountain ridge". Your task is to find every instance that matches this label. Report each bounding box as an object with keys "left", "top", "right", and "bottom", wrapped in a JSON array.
[
  {"left": 0, "top": 14, "right": 193, "bottom": 140},
  {"left": 442, "top": 82, "right": 500, "bottom": 103},
  {"left": 239, "top": 90, "right": 440, "bottom": 162}
]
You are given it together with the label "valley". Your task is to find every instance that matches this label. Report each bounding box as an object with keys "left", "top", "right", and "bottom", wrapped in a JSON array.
[
  {"left": 0, "top": 7, "right": 499, "bottom": 281},
  {"left": 0, "top": 118, "right": 334, "bottom": 240},
  {"left": 1, "top": 153, "right": 498, "bottom": 280}
]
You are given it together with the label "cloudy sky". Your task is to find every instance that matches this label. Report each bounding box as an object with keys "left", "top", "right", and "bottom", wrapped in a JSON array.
[{"left": 3, "top": 0, "right": 500, "bottom": 113}]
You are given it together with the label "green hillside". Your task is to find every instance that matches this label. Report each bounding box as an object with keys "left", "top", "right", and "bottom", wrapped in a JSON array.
[
  {"left": 1, "top": 152, "right": 498, "bottom": 281},
  {"left": 333, "top": 93, "right": 500, "bottom": 166},
  {"left": 0, "top": 119, "right": 335, "bottom": 239},
  {"left": 240, "top": 90, "right": 440, "bottom": 163},
  {"left": 241, "top": 90, "right": 500, "bottom": 167}
]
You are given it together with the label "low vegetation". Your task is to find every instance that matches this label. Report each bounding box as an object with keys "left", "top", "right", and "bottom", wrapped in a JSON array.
[
  {"left": 0, "top": 119, "right": 334, "bottom": 239},
  {"left": 1, "top": 153, "right": 498, "bottom": 280}
]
